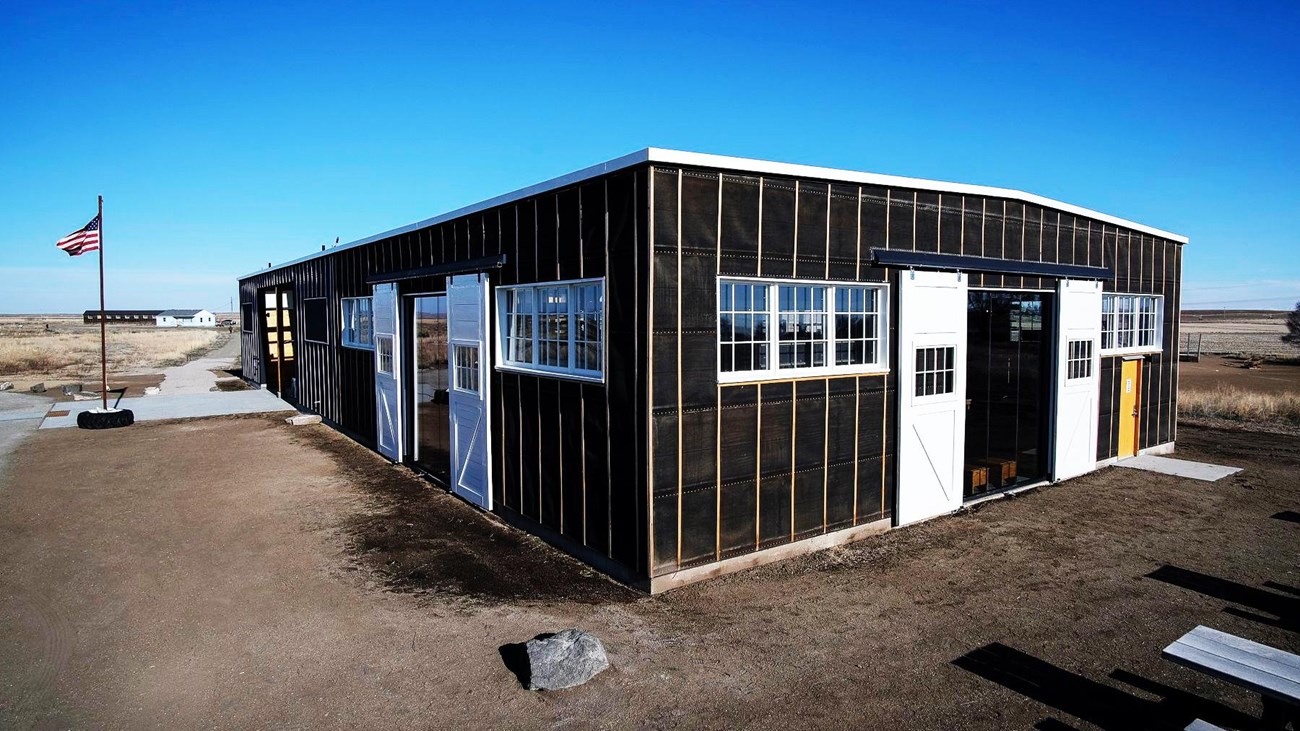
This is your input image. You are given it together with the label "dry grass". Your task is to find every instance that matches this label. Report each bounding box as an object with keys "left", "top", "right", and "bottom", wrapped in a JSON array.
[
  {"left": 1179, "top": 386, "right": 1300, "bottom": 425},
  {"left": 0, "top": 329, "right": 220, "bottom": 380}
]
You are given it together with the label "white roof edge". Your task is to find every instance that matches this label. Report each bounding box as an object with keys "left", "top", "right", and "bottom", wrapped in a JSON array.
[
  {"left": 644, "top": 148, "right": 1189, "bottom": 243},
  {"left": 240, "top": 147, "right": 1186, "bottom": 279}
]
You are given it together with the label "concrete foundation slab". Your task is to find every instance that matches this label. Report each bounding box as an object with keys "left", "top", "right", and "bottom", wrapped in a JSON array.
[
  {"left": 38, "top": 390, "right": 294, "bottom": 429},
  {"left": 1116, "top": 454, "right": 1242, "bottom": 482}
]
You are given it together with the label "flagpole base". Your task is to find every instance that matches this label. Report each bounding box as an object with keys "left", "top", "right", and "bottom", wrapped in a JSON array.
[{"left": 77, "top": 408, "right": 134, "bottom": 430}]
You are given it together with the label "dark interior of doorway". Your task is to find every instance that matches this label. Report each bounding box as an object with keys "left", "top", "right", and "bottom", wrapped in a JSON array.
[
  {"left": 964, "top": 290, "right": 1054, "bottom": 499},
  {"left": 410, "top": 294, "right": 451, "bottom": 485}
]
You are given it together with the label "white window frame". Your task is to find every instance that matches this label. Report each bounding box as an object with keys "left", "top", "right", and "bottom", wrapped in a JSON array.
[
  {"left": 375, "top": 334, "right": 394, "bottom": 374},
  {"left": 494, "top": 277, "right": 605, "bottom": 383},
  {"left": 1066, "top": 339, "right": 1094, "bottom": 380},
  {"left": 341, "top": 296, "right": 374, "bottom": 350},
  {"left": 1100, "top": 293, "right": 1163, "bottom": 356},
  {"left": 912, "top": 344, "right": 957, "bottom": 400},
  {"left": 717, "top": 276, "right": 890, "bottom": 384}
]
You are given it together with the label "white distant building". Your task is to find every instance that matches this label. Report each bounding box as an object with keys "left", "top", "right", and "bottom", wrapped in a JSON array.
[{"left": 156, "top": 309, "right": 215, "bottom": 327}]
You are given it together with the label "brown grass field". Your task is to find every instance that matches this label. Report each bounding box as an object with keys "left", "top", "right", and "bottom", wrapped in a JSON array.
[
  {"left": 1179, "top": 309, "right": 1293, "bottom": 358},
  {"left": 0, "top": 315, "right": 223, "bottom": 383},
  {"left": 1177, "top": 311, "right": 1299, "bottom": 427}
]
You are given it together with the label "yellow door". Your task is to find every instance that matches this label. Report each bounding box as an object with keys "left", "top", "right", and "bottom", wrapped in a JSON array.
[{"left": 1118, "top": 359, "right": 1140, "bottom": 457}]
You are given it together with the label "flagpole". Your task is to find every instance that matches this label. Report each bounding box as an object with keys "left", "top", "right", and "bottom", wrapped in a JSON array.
[{"left": 97, "top": 195, "right": 108, "bottom": 411}]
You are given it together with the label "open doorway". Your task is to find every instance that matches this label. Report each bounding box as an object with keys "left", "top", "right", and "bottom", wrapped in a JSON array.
[
  {"left": 261, "top": 286, "right": 296, "bottom": 400},
  {"left": 411, "top": 294, "right": 450, "bottom": 484},
  {"left": 964, "top": 290, "right": 1054, "bottom": 498}
]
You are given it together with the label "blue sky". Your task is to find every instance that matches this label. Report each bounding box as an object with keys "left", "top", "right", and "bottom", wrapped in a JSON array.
[{"left": 1, "top": 1, "right": 1297, "bottom": 313}]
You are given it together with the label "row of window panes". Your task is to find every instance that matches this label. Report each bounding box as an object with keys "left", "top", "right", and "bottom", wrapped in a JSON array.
[
  {"left": 1101, "top": 294, "right": 1160, "bottom": 351},
  {"left": 1066, "top": 339, "right": 1093, "bottom": 380},
  {"left": 500, "top": 280, "right": 604, "bottom": 378},
  {"left": 453, "top": 344, "right": 480, "bottom": 393},
  {"left": 914, "top": 346, "right": 955, "bottom": 397},
  {"left": 719, "top": 280, "right": 884, "bottom": 376}
]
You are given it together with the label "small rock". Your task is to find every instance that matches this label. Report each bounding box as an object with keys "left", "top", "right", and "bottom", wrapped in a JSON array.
[
  {"left": 29, "top": 382, "right": 45, "bottom": 393},
  {"left": 72, "top": 391, "right": 100, "bottom": 401},
  {"left": 0, "top": 382, "right": 12, "bottom": 391},
  {"left": 285, "top": 414, "right": 322, "bottom": 426},
  {"left": 144, "top": 386, "right": 161, "bottom": 396},
  {"left": 61, "top": 383, "right": 83, "bottom": 395},
  {"left": 524, "top": 629, "right": 610, "bottom": 691}
]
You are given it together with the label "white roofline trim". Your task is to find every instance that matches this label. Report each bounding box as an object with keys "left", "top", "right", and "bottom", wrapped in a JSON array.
[{"left": 240, "top": 147, "right": 1186, "bottom": 279}]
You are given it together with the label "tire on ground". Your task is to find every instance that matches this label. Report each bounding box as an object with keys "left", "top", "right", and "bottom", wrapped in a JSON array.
[{"left": 76, "top": 409, "right": 135, "bottom": 430}]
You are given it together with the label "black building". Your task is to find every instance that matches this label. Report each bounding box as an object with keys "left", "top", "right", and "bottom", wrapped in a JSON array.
[
  {"left": 238, "top": 149, "right": 1184, "bottom": 591},
  {"left": 83, "top": 309, "right": 162, "bottom": 324}
]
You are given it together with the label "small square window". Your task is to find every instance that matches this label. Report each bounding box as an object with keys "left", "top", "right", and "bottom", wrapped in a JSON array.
[
  {"left": 1067, "top": 339, "right": 1093, "bottom": 380},
  {"left": 341, "top": 297, "right": 374, "bottom": 349},
  {"left": 453, "top": 344, "right": 480, "bottom": 393},
  {"left": 376, "top": 335, "right": 394, "bottom": 375},
  {"left": 914, "top": 345, "right": 956, "bottom": 397}
]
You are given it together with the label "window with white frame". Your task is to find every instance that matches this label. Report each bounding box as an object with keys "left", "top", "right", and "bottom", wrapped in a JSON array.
[
  {"left": 719, "top": 279, "right": 888, "bottom": 381},
  {"left": 341, "top": 296, "right": 374, "bottom": 349},
  {"left": 1066, "top": 339, "right": 1094, "bottom": 380},
  {"left": 453, "top": 344, "right": 480, "bottom": 393},
  {"left": 376, "top": 334, "right": 394, "bottom": 374},
  {"left": 1101, "top": 294, "right": 1162, "bottom": 354},
  {"left": 497, "top": 278, "right": 604, "bottom": 380},
  {"left": 914, "top": 345, "right": 955, "bottom": 397}
]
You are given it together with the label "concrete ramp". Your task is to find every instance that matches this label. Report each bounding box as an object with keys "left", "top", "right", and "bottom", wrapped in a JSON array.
[{"left": 1116, "top": 454, "right": 1242, "bottom": 482}]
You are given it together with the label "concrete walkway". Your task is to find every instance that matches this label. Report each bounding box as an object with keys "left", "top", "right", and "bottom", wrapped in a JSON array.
[
  {"left": 1116, "top": 454, "right": 1243, "bottom": 482},
  {"left": 157, "top": 332, "right": 242, "bottom": 395},
  {"left": 0, "top": 392, "right": 53, "bottom": 469},
  {"left": 38, "top": 389, "right": 294, "bottom": 429}
]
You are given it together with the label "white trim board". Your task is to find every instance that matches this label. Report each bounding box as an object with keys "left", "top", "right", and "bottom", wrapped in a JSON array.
[{"left": 240, "top": 147, "right": 1189, "bottom": 279}]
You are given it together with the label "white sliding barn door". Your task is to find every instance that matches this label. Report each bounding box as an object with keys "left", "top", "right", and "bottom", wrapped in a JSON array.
[
  {"left": 373, "top": 282, "right": 403, "bottom": 462},
  {"left": 896, "top": 270, "right": 967, "bottom": 526},
  {"left": 1053, "top": 279, "right": 1103, "bottom": 480},
  {"left": 447, "top": 273, "right": 492, "bottom": 510}
]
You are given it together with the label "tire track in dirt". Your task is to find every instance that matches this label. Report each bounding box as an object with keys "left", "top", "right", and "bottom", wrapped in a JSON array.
[{"left": 0, "top": 592, "right": 73, "bottom": 728}]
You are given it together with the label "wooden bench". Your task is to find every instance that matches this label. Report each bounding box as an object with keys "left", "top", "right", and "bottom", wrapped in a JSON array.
[
  {"left": 1162, "top": 625, "right": 1300, "bottom": 729},
  {"left": 977, "top": 456, "right": 1017, "bottom": 488}
]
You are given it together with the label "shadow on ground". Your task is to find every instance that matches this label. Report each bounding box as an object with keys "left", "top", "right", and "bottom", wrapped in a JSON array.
[
  {"left": 953, "top": 642, "right": 1257, "bottom": 730},
  {"left": 295, "top": 425, "right": 637, "bottom": 607},
  {"left": 1146, "top": 565, "right": 1300, "bottom": 633}
]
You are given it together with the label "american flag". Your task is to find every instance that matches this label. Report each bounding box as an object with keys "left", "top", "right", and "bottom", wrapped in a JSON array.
[{"left": 56, "top": 214, "right": 101, "bottom": 256}]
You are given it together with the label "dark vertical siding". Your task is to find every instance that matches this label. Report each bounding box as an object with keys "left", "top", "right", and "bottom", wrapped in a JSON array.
[
  {"left": 644, "top": 163, "right": 1180, "bottom": 578},
  {"left": 239, "top": 166, "right": 650, "bottom": 582},
  {"left": 647, "top": 165, "right": 898, "bottom": 577}
]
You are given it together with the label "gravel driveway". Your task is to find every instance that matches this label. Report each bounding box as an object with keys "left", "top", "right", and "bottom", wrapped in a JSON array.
[{"left": 0, "top": 414, "right": 1295, "bottom": 729}]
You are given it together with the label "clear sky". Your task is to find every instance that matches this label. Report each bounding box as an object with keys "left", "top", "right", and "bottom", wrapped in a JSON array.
[{"left": 2, "top": 1, "right": 1297, "bottom": 313}]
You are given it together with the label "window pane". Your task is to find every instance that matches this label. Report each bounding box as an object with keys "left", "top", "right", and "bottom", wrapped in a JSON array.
[{"left": 719, "top": 282, "right": 769, "bottom": 373}]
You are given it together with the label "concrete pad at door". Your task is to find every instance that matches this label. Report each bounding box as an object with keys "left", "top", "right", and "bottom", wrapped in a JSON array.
[
  {"left": 0, "top": 392, "right": 53, "bottom": 470},
  {"left": 1116, "top": 454, "right": 1242, "bottom": 482},
  {"left": 39, "top": 390, "right": 293, "bottom": 429}
]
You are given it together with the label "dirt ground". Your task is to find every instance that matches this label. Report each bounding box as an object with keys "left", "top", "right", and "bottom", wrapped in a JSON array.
[
  {"left": 0, "top": 415, "right": 1296, "bottom": 730},
  {"left": 1180, "top": 355, "right": 1300, "bottom": 395}
]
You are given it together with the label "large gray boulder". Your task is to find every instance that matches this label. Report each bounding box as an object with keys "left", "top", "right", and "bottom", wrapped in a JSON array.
[{"left": 524, "top": 629, "right": 609, "bottom": 691}]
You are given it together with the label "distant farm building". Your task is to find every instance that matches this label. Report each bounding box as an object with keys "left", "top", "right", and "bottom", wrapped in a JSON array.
[
  {"left": 156, "top": 309, "right": 216, "bottom": 327},
  {"left": 84, "top": 309, "right": 161, "bottom": 324}
]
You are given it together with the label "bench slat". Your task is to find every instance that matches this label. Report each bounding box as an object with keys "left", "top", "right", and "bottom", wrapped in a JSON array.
[
  {"left": 1177, "top": 632, "right": 1300, "bottom": 685},
  {"left": 1185, "top": 719, "right": 1225, "bottom": 731},
  {"left": 1164, "top": 642, "right": 1300, "bottom": 702},
  {"left": 1186, "top": 626, "right": 1300, "bottom": 670}
]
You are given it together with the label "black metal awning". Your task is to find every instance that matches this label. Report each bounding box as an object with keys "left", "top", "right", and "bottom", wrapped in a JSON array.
[
  {"left": 364, "top": 254, "right": 507, "bottom": 285},
  {"left": 869, "top": 248, "right": 1112, "bottom": 280}
]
